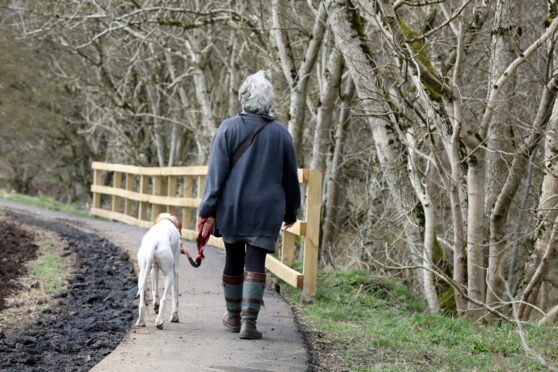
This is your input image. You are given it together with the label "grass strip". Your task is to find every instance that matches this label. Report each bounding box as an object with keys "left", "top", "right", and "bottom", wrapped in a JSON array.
[
  {"left": 280, "top": 266, "right": 558, "bottom": 371},
  {"left": 0, "top": 189, "right": 88, "bottom": 217},
  {"left": 30, "top": 239, "right": 70, "bottom": 294}
]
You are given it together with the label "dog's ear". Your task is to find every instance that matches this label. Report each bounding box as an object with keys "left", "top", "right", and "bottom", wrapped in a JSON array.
[{"left": 173, "top": 216, "right": 182, "bottom": 234}]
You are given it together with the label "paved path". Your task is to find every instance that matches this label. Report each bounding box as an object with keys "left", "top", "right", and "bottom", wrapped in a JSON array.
[{"left": 0, "top": 199, "right": 308, "bottom": 372}]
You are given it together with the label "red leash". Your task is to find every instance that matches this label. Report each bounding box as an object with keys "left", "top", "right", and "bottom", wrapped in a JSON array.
[
  {"left": 155, "top": 213, "right": 208, "bottom": 268},
  {"left": 180, "top": 217, "right": 214, "bottom": 268}
]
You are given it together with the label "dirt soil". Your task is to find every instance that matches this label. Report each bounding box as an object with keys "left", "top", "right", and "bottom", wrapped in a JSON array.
[
  {"left": 0, "top": 220, "right": 39, "bottom": 310},
  {"left": 0, "top": 211, "right": 136, "bottom": 372}
]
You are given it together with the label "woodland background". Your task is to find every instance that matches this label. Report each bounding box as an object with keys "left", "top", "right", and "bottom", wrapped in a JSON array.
[{"left": 1, "top": 0, "right": 558, "bottom": 324}]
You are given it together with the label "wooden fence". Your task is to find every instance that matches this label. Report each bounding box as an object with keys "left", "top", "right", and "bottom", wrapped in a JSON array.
[{"left": 90, "top": 162, "right": 322, "bottom": 303}]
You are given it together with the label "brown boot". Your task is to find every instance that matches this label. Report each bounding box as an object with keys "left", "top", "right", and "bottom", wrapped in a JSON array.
[
  {"left": 239, "top": 320, "right": 262, "bottom": 339},
  {"left": 239, "top": 271, "right": 265, "bottom": 340},
  {"left": 222, "top": 312, "right": 241, "bottom": 332},
  {"left": 222, "top": 274, "right": 243, "bottom": 333}
]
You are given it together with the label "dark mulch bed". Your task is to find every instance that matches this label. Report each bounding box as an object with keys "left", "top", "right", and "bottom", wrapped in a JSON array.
[
  {"left": 0, "top": 220, "right": 39, "bottom": 310},
  {"left": 0, "top": 211, "right": 137, "bottom": 372}
]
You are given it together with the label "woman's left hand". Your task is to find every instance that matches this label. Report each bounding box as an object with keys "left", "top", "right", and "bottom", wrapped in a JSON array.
[{"left": 283, "top": 222, "right": 294, "bottom": 230}]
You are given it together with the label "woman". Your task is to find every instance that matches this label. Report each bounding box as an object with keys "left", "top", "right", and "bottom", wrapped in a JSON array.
[{"left": 198, "top": 71, "right": 301, "bottom": 339}]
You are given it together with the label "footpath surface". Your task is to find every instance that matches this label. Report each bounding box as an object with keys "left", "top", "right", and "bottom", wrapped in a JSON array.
[{"left": 0, "top": 199, "right": 308, "bottom": 372}]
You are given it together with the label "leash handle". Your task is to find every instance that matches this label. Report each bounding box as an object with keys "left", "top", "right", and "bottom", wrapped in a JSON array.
[
  {"left": 180, "top": 242, "right": 203, "bottom": 268},
  {"left": 200, "top": 217, "right": 215, "bottom": 238}
]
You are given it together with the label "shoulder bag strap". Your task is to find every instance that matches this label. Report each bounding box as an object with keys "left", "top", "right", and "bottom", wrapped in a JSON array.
[{"left": 231, "top": 116, "right": 270, "bottom": 168}]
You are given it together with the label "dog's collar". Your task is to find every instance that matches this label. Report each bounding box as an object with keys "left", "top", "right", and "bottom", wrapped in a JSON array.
[{"left": 155, "top": 213, "right": 182, "bottom": 236}]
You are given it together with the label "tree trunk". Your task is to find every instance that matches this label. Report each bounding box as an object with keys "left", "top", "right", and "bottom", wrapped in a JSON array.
[
  {"left": 505, "top": 148, "right": 536, "bottom": 313},
  {"left": 273, "top": 2, "right": 328, "bottom": 157},
  {"left": 446, "top": 5, "right": 469, "bottom": 316},
  {"left": 145, "top": 84, "right": 166, "bottom": 167},
  {"left": 185, "top": 35, "right": 217, "bottom": 163},
  {"left": 534, "top": 127, "right": 558, "bottom": 316},
  {"left": 519, "top": 214, "right": 558, "bottom": 319},
  {"left": 327, "top": 0, "right": 429, "bottom": 298},
  {"left": 164, "top": 52, "right": 189, "bottom": 166},
  {"left": 406, "top": 129, "right": 440, "bottom": 313},
  {"left": 484, "top": 0, "right": 520, "bottom": 309},
  {"left": 321, "top": 78, "right": 355, "bottom": 259},
  {"left": 490, "top": 72, "right": 558, "bottom": 317},
  {"left": 310, "top": 47, "right": 344, "bottom": 171},
  {"left": 466, "top": 149, "right": 486, "bottom": 318},
  {"left": 168, "top": 124, "right": 177, "bottom": 167},
  {"left": 227, "top": 36, "right": 241, "bottom": 116},
  {"left": 520, "top": 94, "right": 558, "bottom": 319},
  {"left": 443, "top": 99, "right": 467, "bottom": 315},
  {"left": 271, "top": 0, "right": 297, "bottom": 87}
]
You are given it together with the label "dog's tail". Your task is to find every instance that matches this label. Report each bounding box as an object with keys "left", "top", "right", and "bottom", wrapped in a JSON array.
[{"left": 136, "top": 241, "right": 155, "bottom": 298}]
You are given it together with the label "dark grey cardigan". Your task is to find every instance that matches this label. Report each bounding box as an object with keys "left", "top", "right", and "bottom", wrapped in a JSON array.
[{"left": 198, "top": 112, "right": 301, "bottom": 238}]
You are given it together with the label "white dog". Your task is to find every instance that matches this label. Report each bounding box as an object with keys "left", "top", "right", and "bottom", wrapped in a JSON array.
[{"left": 136, "top": 213, "right": 181, "bottom": 329}]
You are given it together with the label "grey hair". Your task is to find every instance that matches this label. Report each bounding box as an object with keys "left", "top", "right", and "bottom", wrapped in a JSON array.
[{"left": 238, "top": 70, "right": 275, "bottom": 114}]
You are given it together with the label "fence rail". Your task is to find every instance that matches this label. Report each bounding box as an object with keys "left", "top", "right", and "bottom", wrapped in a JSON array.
[{"left": 90, "top": 162, "right": 321, "bottom": 303}]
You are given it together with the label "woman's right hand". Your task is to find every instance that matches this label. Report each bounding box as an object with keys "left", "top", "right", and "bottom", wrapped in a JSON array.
[
  {"left": 199, "top": 216, "right": 216, "bottom": 237},
  {"left": 283, "top": 222, "right": 294, "bottom": 230}
]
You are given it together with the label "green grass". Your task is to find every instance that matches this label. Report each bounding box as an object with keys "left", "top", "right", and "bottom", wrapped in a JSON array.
[
  {"left": 281, "top": 266, "right": 558, "bottom": 371},
  {"left": 0, "top": 189, "right": 88, "bottom": 217},
  {"left": 30, "top": 239, "right": 69, "bottom": 294}
]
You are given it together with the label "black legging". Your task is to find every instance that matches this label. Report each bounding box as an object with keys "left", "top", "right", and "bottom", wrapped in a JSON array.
[{"left": 224, "top": 242, "right": 268, "bottom": 276}]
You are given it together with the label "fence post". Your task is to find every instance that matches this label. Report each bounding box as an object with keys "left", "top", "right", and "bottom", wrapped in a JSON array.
[
  {"left": 138, "top": 175, "right": 149, "bottom": 221},
  {"left": 182, "top": 177, "right": 193, "bottom": 230},
  {"left": 167, "top": 176, "right": 177, "bottom": 215},
  {"left": 112, "top": 172, "right": 122, "bottom": 213},
  {"left": 152, "top": 176, "right": 164, "bottom": 222},
  {"left": 92, "top": 169, "right": 101, "bottom": 209},
  {"left": 124, "top": 173, "right": 133, "bottom": 216},
  {"left": 196, "top": 175, "right": 205, "bottom": 226},
  {"left": 301, "top": 169, "right": 322, "bottom": 304}
]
